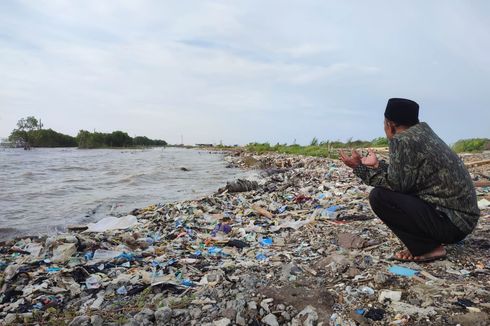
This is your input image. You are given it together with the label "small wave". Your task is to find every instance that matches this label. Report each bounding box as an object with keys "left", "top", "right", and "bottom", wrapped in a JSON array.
[
  {"left": 47, "top": 166, "right": 92, "bottom": 172},
  {"left": 119, "top": 173, "right": 146, "bottom": 183}
]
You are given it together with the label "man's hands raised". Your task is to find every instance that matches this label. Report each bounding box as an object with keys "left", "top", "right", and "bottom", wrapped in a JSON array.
[
  {"left": 339, "top": 148, "right": 379, "bottom": 169},
  {"left": 339, "top": 149, "right": 362, "bottom": 168},
  {"left": 361, "top": 148, "right": 379, "bottom": 168}
]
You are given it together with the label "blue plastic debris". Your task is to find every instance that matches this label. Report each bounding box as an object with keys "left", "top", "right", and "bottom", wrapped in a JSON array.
[
  {"left": 193, "top": 250, "right": 202, "bottom": 256},
  {"left": 32, "top": 303, "right": 43, "bottom": 310},
  {"left": 321, "top": 205, "right": 342, "bottom": 219},
  {"left": 256, "top": 252, "right": 267, "bottom": 261},
  {"left": 47, "top": 267, "right": 61, "bottom": 273},
  {"left": 151, "top": 260, "right": 160, "bottom": 268},
  {"left": 181, "top": 279, "right": 194, "bottom": 287},
  {"left": 175, "top": 219, "right": 184, "bottom": 228},
  {"left": 259, "top": 237, "right": 273, "bottom": 246},
  {"left": 116, "top": 252, "right": 134, "bottom": 261},
  {"left": 355, "top": 309, "right": 366, "bottom": 315},
  {"left": 207, "top": 247, "right": 223, "bottom": 255},
  {"left": 84, "top": 251, "right": 94, "bottom": 261},
  {"left": 388, "top": 265, "right": 419, "bottom": 277},
  {"left": 317, "top": 193, "right": 326, "bottom": 200},
  {"left": 277, "top": 205, "right": 287, "bottom": 214},
  {"left": 166, "top": 258, "right": 178, "bottom": 266}
]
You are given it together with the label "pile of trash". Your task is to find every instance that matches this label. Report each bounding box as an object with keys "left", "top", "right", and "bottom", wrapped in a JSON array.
[{"left": 1, "top": 151, "right": 489, "bottom": 325}]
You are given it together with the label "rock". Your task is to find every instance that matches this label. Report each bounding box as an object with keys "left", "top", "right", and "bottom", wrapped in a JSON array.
[
  {"left": 296, "top": 305, "right": 318, "bottom": 326},
  {"left": 172, "top": 309, "right": 188, "bottom": 317},
  {"left": 374, "top": 272, "right": 388, "bottom": 285},
  {"left": 90, "top": 315, "right": 104, "bottom": 326},
  {"left": 248, "top": 301, "right": 257, "bottom": 310},
  {"left": 316, "top": 253, "right": 350, "bottom": 273},
  {"left": 133, "top": 308, "right": 154, "bottom": 326},
  {"left": 236, "top": 312, "right": 246, "bottom": 326},
  {"left": 390, "top": 302, "right": 436, "bottom": 317},
  {"left": 262, "top": 313, "right": 279, "bottom": 326},
  {"left": 281, "top": 311, "right": 291, "bottom": 321},
  {"left": 280, "top": 263, "right": 303, "bottom": 281},
  {"left": 260, "top": 298, "right": 273, "bottom": 313},
  {"left": 221, "top": 308, "right": 236, "bottom": 320},
  {"left": 3, "top": 314, "right": 17, "bottom": 325},
  {"left": 155, "top": 307, "right": 172, "bottom": 325},
  {"left": 213, "top": 317, "right": 231, "bottom": 326},
  {"left": 337, "top": 232, "right": 367, "bottom": 249},
  {"left": 450, "top": 312, "right": 490, "bottom": 326},
  {"left": 190, "top": 308, "right": 202, "bottom": 319},
  {"left": 68, "top": 316, "right": 91, "bottom": 326}
]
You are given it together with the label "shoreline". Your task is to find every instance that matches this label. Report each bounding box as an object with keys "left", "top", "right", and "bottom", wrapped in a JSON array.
[
  {"left": 0, "top": 151, "right": 489, "bottom": 325},
  {"left": 0, "top": 147, "right": 247, "bottom": 243}
]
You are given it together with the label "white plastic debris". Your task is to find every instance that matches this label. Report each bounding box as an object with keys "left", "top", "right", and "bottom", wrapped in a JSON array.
[
  {"left": 52, "top": 243, "right": 77, "bottom": 263},
  {"left": 85, "top": 215, "right": 138, "bottom": 232},
  {"left": 378, "top": 290, "right": 402, "bottom": 303}
]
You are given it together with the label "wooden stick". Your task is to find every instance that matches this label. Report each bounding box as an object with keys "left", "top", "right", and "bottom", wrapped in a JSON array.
[
  {"left": 465, "top": 159, "right": 490, "bottom": 168},
  {"left": 474, "top": 180, "right": 490, "bottom": 187}
]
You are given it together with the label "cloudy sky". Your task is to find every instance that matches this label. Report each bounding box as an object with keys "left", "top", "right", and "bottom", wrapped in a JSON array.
[{"left": 1, "top": 1, "right": 489, "bottom": 145}]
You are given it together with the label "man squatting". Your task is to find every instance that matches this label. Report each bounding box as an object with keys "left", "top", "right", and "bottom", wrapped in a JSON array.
[{"left": 340, "top": 98, "right": 480, "bottom": 262}]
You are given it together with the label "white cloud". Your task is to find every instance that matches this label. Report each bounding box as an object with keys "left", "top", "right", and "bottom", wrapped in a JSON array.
[{"left": 1, "top": 1, "right": 489, "bottom": 144}]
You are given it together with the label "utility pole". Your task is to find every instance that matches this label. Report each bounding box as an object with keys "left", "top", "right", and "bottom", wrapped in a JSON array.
[{"left": 181, "top": 134, "right": 183, "bottom": 146}]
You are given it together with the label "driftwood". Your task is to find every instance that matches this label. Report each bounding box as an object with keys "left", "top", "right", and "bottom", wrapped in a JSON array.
[
  {"left": 465, "top": 159, "right": 490, "bottom": 168},
  {"left": 474, "top": 180, "right": 490, "bottom": 187}
]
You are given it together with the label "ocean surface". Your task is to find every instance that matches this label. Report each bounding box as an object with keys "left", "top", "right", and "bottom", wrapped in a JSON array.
[{"left": 0, "top": 147, "right": 250, "bottom": 241}]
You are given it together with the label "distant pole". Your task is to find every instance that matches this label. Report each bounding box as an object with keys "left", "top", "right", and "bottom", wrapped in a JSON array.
[{"left": 181, "top": 134, "right": 183, "bottom": 146}]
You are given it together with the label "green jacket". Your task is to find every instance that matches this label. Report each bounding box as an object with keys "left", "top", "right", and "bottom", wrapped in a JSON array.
[{"left": 354, "top": 122, "right": 480, "bottom": 234}]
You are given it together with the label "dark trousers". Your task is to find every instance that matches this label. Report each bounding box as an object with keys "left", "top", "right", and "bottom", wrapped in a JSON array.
[{"left": 369, "top": 187, "right": 466, "bottom": 256}]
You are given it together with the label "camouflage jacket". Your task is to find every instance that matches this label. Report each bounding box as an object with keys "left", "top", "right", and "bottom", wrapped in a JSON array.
[{"left": 353, "top": 122, "right": 480, "bottom": 234}]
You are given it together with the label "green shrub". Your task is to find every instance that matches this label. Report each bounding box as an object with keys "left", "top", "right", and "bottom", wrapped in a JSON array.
[{"left": 452, "top": 138, "right": 490, "bottom": 153}]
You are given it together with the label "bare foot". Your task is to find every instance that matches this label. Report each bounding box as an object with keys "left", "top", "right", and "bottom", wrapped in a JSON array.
[
  {"left": 394, "top": 245, "right": 446, "bottom": 262},
  {"left": 394, "top": 249, "right": 414, "bottom": 260},
  {"left": 413, "top": 245, "right": 446, "bottom": 261}
]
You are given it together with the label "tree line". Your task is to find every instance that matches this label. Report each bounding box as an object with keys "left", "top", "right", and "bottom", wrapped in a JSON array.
[{"left": 8, "top": 117, "right": 167, "bottom": 148}]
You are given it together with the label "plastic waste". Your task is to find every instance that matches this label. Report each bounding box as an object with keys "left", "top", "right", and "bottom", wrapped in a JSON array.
[
  {"left": 207, "top": 247, "right": 223, "bottom": 255},
  {"left": 211, "top": 223, "right": 232, "bottom": 236},
  {"left": 116, "top": 286, "right": 128, "bottom": 295},
  {"left": 359, "top": 286, "right": 375, "bottom": 295},
  {"left": 269, "top": 216, "right": 315, "bottom": 231},
  {"left": 92, "top": 249, "right": 123, "bottom": 262},
  {"left": 256, "top": 252, "right": 267, "bottom": 261},
  {"left": 378, "top": 290, "right": 402, "bottom": 303},
  {"left": 85, "top": 276, "right": 101, "bottom": 289},
  {"left": 277, "top": 205, "right": 287, "bottom": 214},
  {"left": 52, "top": 243, "right": 77, "bottom": 263},
  {"left": 181, "top": 279, "right": 194, "bottom": 287},
  {"left": 226, "top": 239, "right": 250, "bottom": 248},
  {"left": 388, "top": 265, "right": 419, "bottom": 277},
  {"left": 365, "top": 308, "right": 385, "bottom": 321},
  {"left": 259, "top": 237, "right": 273, "bottom": 246},
  {"left": 85, "top": 215, "right": 138, "bottom": 232},
  {"left": 322, "top": 205, "right": 342, "bottom": 219}
]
